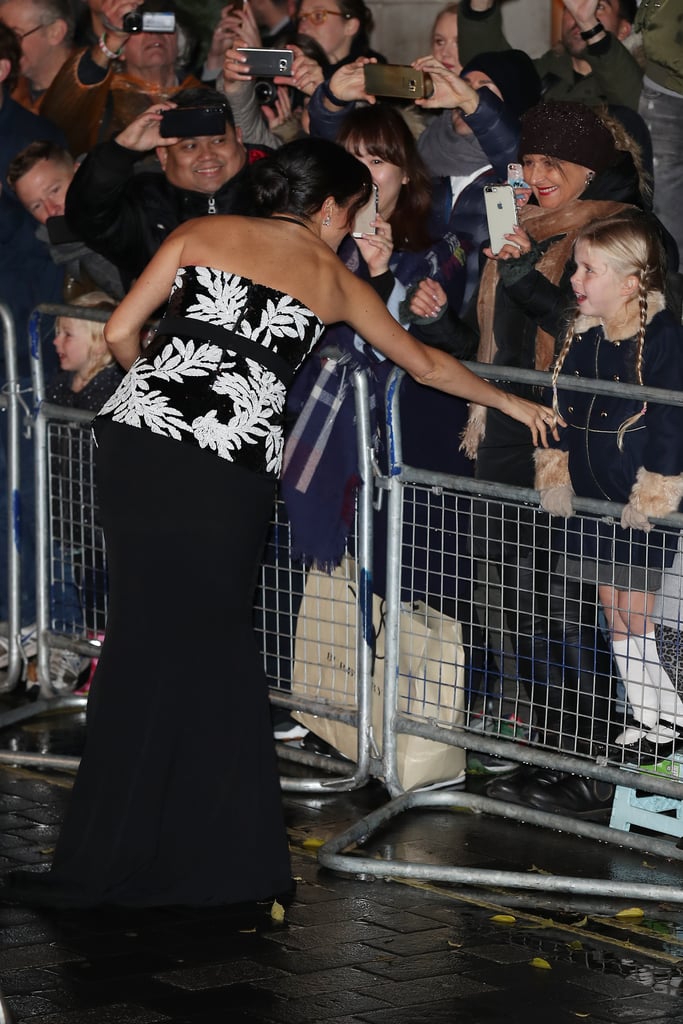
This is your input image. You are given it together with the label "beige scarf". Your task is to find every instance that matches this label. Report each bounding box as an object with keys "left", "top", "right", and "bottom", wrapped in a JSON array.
[{"left": 461, "top": 197, "right": 629, "bottom": 458}]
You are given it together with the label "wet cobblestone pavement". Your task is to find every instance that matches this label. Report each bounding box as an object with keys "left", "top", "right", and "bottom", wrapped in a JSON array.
[{"left": 1, "top": 700, "right": 683, "bottom": 1023}]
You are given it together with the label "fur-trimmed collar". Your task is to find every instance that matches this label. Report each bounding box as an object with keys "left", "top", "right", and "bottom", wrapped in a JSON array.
[{"left": 574, "top": 289, "right": 667, "bottom": 336}]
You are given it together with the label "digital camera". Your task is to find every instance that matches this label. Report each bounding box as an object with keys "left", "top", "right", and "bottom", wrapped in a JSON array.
[{"left": 122, "top": 6, "right": 176, "bottom": 33}]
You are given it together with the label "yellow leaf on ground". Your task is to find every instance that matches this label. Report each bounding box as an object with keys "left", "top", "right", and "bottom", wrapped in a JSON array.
[
  {"left": 490, "top": 914, "right": 516, "bottom": 924},
  {"left": 302, "top": 837, "right": 325, "bottom": 849},
  {"left": 529, "top": 957, "right": 552, "bottom": 969},
  {"left": 447, "top": 940, "right": 462, "bottom": 947},
  {"left": 270, "top": 900, "right": 285, "bottom": 923},
  {"left": 568, "top": 940, "right": 584, "bottom": 950},
  {"left": 615, "top": 907, "right": 644, "bottom": 919}
]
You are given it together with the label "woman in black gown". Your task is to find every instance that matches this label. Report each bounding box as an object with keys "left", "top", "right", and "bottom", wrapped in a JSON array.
[{"left": 9, "top": 137, "right": 558, "bottom": 909}]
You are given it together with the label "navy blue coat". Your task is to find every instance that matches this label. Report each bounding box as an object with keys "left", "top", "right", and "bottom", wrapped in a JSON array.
[{"left": 554, "top": 307, "right": 683, "bottom": 568}]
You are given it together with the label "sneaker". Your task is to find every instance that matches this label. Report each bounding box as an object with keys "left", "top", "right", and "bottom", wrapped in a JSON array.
[
  {"left": 0, "top": 623, "right": 38, "bottom": 670},
  {"left": 48, "top": 649, "right": 91, "bottom": 692},
  {"left": 466, "top": 750, "right": 520, "bottom": 775},
  {"left": 466, "top": 712, "right": 532, "bottom": 775},
  {"left": 273, "top": 713, "right": 309, "bottom": 742}
]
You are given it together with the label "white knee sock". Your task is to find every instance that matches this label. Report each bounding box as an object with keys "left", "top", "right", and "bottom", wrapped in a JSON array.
[{"left": 611, "top": 635, "right": 660, "bottom": 742}]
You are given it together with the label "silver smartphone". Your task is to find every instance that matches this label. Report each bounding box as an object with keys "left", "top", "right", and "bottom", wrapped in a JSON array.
[
  {"left": 235, "top": 48, "right": 293, "bottom": 77},
  {"left": 352, "top": 183, "right": 379, "bottom": 237},
  {"left": 484, "top": 184, "right": 518, "bottom": 254}
]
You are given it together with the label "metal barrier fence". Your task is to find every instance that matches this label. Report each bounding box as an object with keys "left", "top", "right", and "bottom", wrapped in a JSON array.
[
  {"left": 0, "top": 304, "right": 23, "bottom": 695},
  {"left": 6, "top": 303, "right": 683, "bottom": 898},
  {"left": 319, "top": 366, "right": 683, "bottom": 901}
]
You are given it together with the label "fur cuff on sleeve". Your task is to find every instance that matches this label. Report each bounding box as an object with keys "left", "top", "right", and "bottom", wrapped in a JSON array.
[
  {"left": 534, "top": 448, "right": 570, "bottom": 492},
  {"left": 459, "top": 403, "right": 486, "bottom": 460},
  {"left": 627, "top": 467, "right": 683, "bottom": 519}
]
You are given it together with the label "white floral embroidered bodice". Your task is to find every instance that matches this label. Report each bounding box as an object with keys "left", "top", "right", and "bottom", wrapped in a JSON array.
[{"left": 98, "top": 266, "right": 324, "bottom": 476}]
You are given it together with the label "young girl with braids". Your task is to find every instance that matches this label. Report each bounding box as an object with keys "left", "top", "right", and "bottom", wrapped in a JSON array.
[{"left": 536, "top": 210, "right": 683, "bottom": 760}]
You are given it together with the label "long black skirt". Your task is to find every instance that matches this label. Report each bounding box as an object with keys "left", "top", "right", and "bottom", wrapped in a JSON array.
[{"left": 47, "top": 420, "right": 292, "bottom": 907}]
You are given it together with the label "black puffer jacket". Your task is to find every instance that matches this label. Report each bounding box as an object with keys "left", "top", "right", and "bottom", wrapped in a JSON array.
[{"left": 65, "top": 139, "right": 270, "bottom": 286}]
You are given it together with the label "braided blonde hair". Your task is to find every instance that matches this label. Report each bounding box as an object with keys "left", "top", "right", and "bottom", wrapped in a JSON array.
[{"left": 551, "top": 211, "right": 666, "bottom": 450}]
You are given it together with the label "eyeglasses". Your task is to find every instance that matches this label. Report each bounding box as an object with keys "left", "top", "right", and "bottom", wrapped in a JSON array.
[
  {"left": 14, "top": 21, "right": 53, "bottom": 41},
  {"left": 297, "top": 9, "right": 350, "bottom": 27}
]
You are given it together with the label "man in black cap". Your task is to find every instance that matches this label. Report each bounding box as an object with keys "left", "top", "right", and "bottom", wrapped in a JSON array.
[{"left": 458, "top": 0, "right": 641, "bottom": 110}]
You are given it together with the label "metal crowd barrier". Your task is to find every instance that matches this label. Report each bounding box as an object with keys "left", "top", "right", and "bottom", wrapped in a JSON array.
[
  {"left": 7, "top": 302, "right": 683, "bottom": 902},
  {"left": 0, "top": 304, "right": 23, "bottom": 695},
  {"left": 319, "top": 365, "right": 683, "bottom": 903}
]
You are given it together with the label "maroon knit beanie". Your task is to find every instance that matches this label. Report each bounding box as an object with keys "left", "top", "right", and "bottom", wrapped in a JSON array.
[{"left": 519, "top": 101, "right": 618, "bottom": 173}]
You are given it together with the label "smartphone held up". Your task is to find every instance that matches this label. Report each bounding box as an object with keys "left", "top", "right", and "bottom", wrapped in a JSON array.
[
  {"left": 159, "top": 106, "right": 227, "bottom": 138},
  {"left": 352, "top": 183, "right": 379, "bottom": 237},
  {"left": 363, "top": 64, "right": 434, "bottom": 101},
  {"left": 484, "top": 184, "right": 518, "bottom": 255}
]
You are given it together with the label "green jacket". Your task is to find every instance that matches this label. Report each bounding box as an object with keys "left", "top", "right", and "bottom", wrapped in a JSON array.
[
  {"left": 635, "top": 0, "right": 683, "bottom": 95},
  {"left": 458, "top": 1, "right": 642, "bottom": 110}
]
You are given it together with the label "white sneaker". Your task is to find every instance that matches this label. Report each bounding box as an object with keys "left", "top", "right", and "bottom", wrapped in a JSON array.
[{"left": 48, "top": 649, "right": 91, "bottom": 692}]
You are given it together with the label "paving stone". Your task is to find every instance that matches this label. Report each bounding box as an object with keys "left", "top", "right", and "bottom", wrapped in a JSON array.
[
  {"left": 152, "top": 959, "right": 288, "bottom": 991},
  {"left": 263, "top": 919, "right": 396, "bottom": 950}
]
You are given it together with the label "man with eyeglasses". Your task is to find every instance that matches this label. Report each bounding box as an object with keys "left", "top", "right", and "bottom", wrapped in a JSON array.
[{"left": 0, "top": 0, "right": 74, "bottom": 114}]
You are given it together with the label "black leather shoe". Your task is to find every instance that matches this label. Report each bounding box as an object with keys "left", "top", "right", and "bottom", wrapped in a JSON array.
[
  {"left": 486, "top": 768, "right": 566, "bottom": 804},
  {"left": 520, "top": 775, "right": 614, "bottom": 822}
]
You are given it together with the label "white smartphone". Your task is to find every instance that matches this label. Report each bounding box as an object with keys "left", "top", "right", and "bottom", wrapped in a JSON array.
[
  {"left": 352, "top": 183, "right": 379, "bottom": 237},
  {"left": 484, "top": 184, "right": 518, "bottom": 254}
]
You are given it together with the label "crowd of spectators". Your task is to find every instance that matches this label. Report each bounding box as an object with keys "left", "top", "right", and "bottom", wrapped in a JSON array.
[{"left": 1, "top": 0, "right": 682, "bottom": 818}]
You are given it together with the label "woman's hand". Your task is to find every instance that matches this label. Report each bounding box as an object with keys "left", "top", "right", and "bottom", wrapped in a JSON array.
[
  {"left": 483, "top": 224, "right": 533, "bottom": 261},
  {"left": 262, "top": 86, "right": 295, "bottom": 130},
  {"left": 411, "top": 55, "right": 479, "bottom": 113},
  {"left": 221, "top": 39, "right": 255, "bottom": 89},
  {"left": 354, "top": 212, "right": 393, "bottom": 277},
  {"left": 323, "top": 57, "right": 378, "bottom": 108},
  {"left": 274, "top": 46, "right": 324, "bottom": 96},
  {"left": 409, "top": 279, "right": 447, "bottom": 319},
  {"left": 500, "top": 396, "right": 565, "bottom": 448},
  {"left": 231, "top": 1, "right": 262, "bottom": 48},
  {"left": 205, "top": 5, "right": 245, "bottom": 72}
]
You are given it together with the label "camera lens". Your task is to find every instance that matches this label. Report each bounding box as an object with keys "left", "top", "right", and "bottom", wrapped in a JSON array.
[
  {"left": 254, "top": 79, "right": 277, "bottom": 105},
  {"left": 122, "top": 11, "right": 142, "bottom": 32}
]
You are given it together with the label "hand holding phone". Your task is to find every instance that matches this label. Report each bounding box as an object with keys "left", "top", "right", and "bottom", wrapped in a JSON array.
[{"left": 235, "top": 47, "right": 293, "bottom": 77}]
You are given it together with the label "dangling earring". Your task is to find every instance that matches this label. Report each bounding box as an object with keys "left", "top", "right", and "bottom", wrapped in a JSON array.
[
  {"left": 322, "top": 208, "right": 332, "bottom": 227},
  {"left": 585, "top": 170, "right": 595, "bottom": 186}
]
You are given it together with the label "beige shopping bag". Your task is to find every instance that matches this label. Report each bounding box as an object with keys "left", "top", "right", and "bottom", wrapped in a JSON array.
[{"left": 292, "top": 558, "right": 467, "bottom": 790}]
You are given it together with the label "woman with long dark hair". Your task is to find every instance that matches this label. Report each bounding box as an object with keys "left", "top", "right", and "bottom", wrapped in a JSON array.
[{"left": 4, "top": 137, "right": 556, "bottom": 910}]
